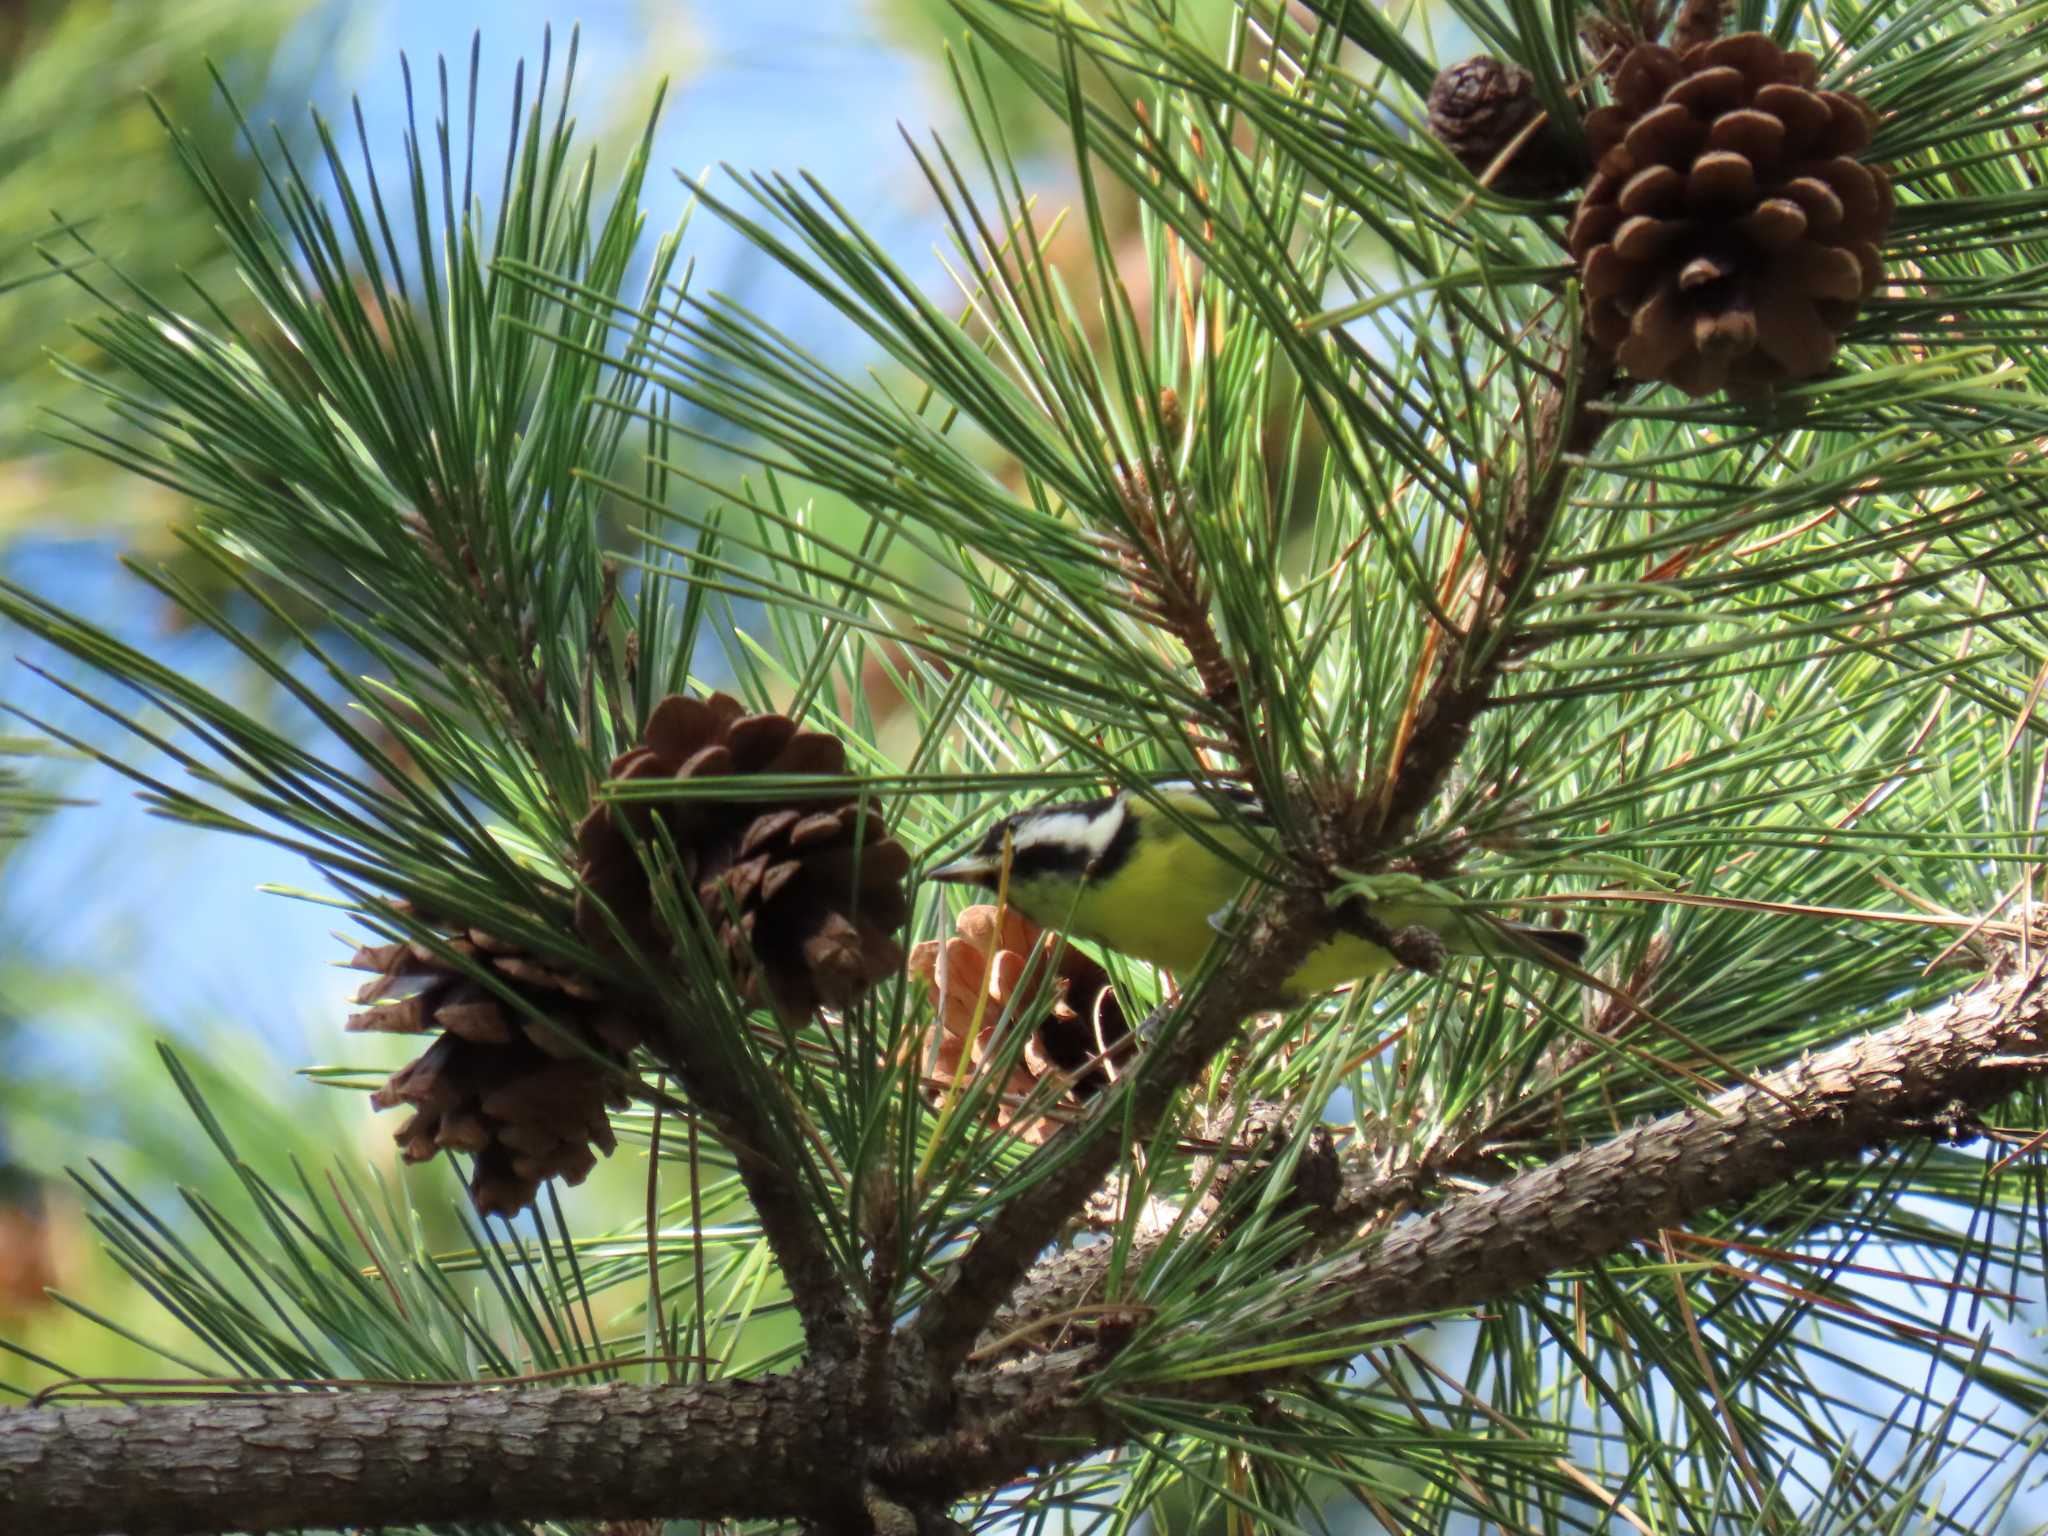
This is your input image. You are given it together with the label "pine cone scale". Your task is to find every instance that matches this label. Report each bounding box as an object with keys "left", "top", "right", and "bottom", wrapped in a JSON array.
[
  {"left": 1668, "top": 65, "right": 1745, "bottom": 117},
  {"left": 1619, "top": 165, "right": 1683, "bottom": 216},
  {"left": 1739, "top": 199, "right": 1806, "bottom": 247},
  {"left": 789, "top": 808, "right": 849, "bottom": 848},
  {"left": 348, "top": 995, "right": 431, "bottom": 1033},
  {"left": 1754, "top": 285, "right": 1836, "bottom": 375},
  {"left": 740, "top": 808, "right": 803, "bottom": 856},
  {"left": 726, "top": 712, "right": 799, "bottom": 766},
  {"left": 1616, "top": 47, "right": 1684, "bottom": 113},
  {"left": 767, "top": 733, "right": 846, "bottom": 777},
  {"left": 434, "top": 997, "right": 515, "bottom": 1043}
]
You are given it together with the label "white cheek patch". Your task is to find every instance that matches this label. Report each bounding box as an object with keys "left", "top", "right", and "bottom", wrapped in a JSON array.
[{"left": 1010, "top": 802, "right": 1125, "bottom": 865}]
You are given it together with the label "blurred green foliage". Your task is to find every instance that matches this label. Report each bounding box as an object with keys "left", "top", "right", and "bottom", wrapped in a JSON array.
[{"left": 0, "top": 0, "right": 319, "bottom": 536}]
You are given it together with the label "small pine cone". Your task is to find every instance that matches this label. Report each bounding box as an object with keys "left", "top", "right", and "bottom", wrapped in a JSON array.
[
  {"left": 349, "top": 911, "right": 639, "bottom": 1217},
  {"left": 574, "top": 692, "right": 911, "bottom": 1022},
  {"left": 1570, "top": 32, "right": 1894, "bottom": 397},
  {"left": 1668, "top": 0, "right": 1733, "bottom": 54},
  {"left": 909, "top": 906, "right": 1133, "bottom": 1145},
  {"left": 1426, "top": 57, "right": 1586, "bottom": 198}
]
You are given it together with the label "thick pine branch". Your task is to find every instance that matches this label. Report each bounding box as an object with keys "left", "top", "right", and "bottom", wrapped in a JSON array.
[{"left": 0, "top": 1372, "right": 862, "bottom": 1535}]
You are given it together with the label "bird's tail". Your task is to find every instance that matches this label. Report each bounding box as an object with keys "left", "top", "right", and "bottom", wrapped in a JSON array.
[
  {"left": 1502, "top": 922, "right": 1588, "bottom": 964},
  {"left": 1355, "top": 901, "right": 1588, "bottom": 966}
]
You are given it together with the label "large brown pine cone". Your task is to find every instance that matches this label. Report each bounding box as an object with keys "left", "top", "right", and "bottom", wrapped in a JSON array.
[
  {"left": 1570, "top": 32, "right": 1894, "bottom": 396},
  {"left": 910, "top": 905, "right": 1132, "bottom": 1145},
  {"left": 349, "top": 916, "right": 639, "bottom": 1217},
  {"left": 575, "top": 693, "right": 911, "bottom": 1022}
]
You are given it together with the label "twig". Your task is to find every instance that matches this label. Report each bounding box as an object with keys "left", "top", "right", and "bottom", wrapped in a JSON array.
[
  {"left": 1370, "top": 362, "right": 1618, "bottom": 851},
  {"left": 916, "top": 356, "right": 1619, "bottom": 1388},
  {"left": 638, "top": 1002, "right": 858, "bottom": 1360},
  {"left": 645, "top": 1073, "right": 670, "bottom": 1383},
  {"left": 1107, "top": 388, "right": 1268, "bottom": 795}
]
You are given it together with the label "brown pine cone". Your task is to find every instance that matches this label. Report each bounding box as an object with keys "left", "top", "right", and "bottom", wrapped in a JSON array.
[
  {"left": 1570, "top": 32, "right": 1894, "bottom": 396},
  {"left": 910, "top": 905, "right": 1132, "bottom": 1145},
  {"left": 575, "top": 692, "right": 911, "bottom": 1022},
  {"left": 1426, "top": 56, "right": 1586, "bottom": 197},
  {"left": 348, "top": 914, "right": 639, "bottom": 1217}
]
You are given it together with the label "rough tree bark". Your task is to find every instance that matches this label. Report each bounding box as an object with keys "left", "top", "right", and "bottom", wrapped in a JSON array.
[{"left": 6, "top": 948, "right": 2043, "bottom": 1535}]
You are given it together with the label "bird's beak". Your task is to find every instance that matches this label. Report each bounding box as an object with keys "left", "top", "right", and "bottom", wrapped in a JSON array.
[{"left": 926, "top": 854, "right": 1000, "bottom": 886}]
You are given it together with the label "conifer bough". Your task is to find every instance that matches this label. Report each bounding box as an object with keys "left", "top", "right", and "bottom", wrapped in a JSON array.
[
  {"left": 1, "top": 0, "right": 2039, "bottom": 1526},
  {"left": 6, "top": 946, "right": 2045, "bottom": 1534}
]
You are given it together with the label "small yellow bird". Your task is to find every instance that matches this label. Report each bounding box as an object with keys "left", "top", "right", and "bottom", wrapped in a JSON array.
[{"left": 927, "top": 784, "right": 1585, "bottom": 1000}]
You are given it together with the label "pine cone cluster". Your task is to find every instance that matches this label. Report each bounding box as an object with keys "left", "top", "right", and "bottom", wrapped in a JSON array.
[
  {"left": 349, "top": 914, "right": 639, "bottom": 1217},
  {"left": 349, "top": 699, "right": 905, "bottom": 1218},
  {"left": 910, "top": 905, "right": 1132, "bottom": 1145},
  {"left": 575, "top": 692, "right": 911, "bottom": 1022},
  {"left": 1570, "top": 31, "right": 1893, "bottom": 396}
]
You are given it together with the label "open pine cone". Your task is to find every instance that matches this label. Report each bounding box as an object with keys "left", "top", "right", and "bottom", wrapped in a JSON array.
[
  {"left": 910, "top": 905, "right": 1132, "bottom": 1145},
  {"left": 349, "top": 913, "right": 639, "bottom": 1217},
  {"left": 574, "top": 692, "right": 911, "bottom": 1022},
  {"left": 1570, "top": 31, "right": 1894, "bottom": 396}
]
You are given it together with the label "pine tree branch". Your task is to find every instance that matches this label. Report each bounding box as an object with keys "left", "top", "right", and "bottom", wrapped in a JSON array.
[
  {"left": 643, "top": 1011, "right": 859, "bottom": 1359},
  {"left": 978, "top": 946, "right": 2043, "bottom": 1368},
  {"left": 7, "top": 945, "right": 2044, "bottom": 1533},
  {"left": 1293, "top": 949, "right": 2040, "bottom": 1334},
  {"left": 912, "top": 360, "right": 1618, "bottom": 1383},
  {"left": 1370, "top": 362, "right": 1618, "bottom": 849},
  {"left": 8, "top": 946, "right": 2039, "bottom": 1531},
  {"left": 885, "top": 942, "right": 2048, "bottom": 1496},
  {"left": 907, "top": 884, "right": 1332, "bottom": 1380},
  {"left": 0, "top": 1372, "right": 862, "bottom": 1535}
]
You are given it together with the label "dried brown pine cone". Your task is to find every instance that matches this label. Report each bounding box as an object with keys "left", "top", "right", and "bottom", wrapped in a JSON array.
[
  {"left": 1570, "top": 32, "right": 1894, "bottom": 396},
  {"left": 349, "top": 914, "right": 639, "bottom": 1217},
  {"left": 575, "top": 692, "right": 911, "bottom": 1022},
  {"left": 910, "top": 905, "right": 1132, "bottom": 1145},
  {"left": 1426, "top": 56, "right": 1586, "bottom": 198}
]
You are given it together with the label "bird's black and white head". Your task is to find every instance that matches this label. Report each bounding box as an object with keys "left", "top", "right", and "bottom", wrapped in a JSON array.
[{"left": 925, "top": 793, "right": 1134, "bottom": 895}]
